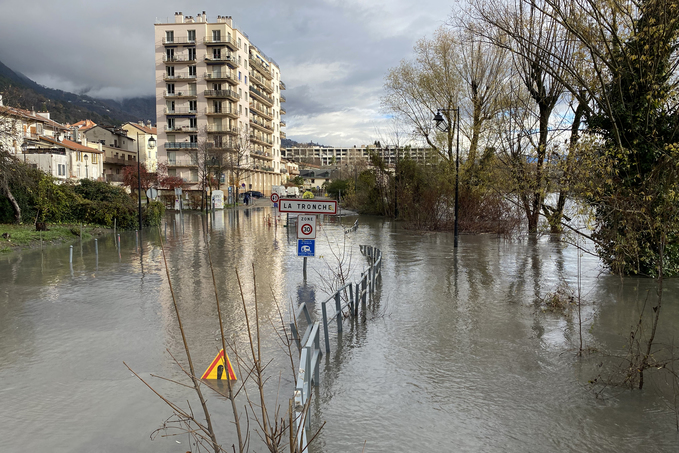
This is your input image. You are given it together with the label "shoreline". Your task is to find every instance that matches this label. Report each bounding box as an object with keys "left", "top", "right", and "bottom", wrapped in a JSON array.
[{"left": 0, "top": 224, "right": 112, "bottom": 254}]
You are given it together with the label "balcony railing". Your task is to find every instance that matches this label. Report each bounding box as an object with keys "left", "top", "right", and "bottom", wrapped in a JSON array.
[
  {"left": 163, "top": 73, "right": 197, "bottom": 81},
  {"left": 163, "top": 37, "right": 197, "bottom": 45},
  {"left": 249, "top": 86, "right": 273, "bottom": 106},
  {"left": 249, "top": 103, "right": 273, "bottom": 120},
  {"left": 251, "top": 150, "right": 274, "bottom": 160},
  {"left": 104, "top": 156, "right": 133, "bottom": 165},
  {"left": 250, "top": 135, "right": 273, "bottom": 147},
  {"left": 280, "top": 120, "right": 287, "bottom": 127},
  {"left": 207, "top": 125, "right": 239, "bottom": 134},
  {"left": 165, "top": 125, "right": 198, "bottom": 133},
  {"left": 204, "top": 36, "right": 237, "bottom": 50},
  {"left": 165, "top": 142, "right": 199, "bottom": 149},
  {"left": 206, "top": 108, "right": 239, "bottom": 118},
  {"left": 280, "top": 95, "right": 287, "bottom": 103},
  {"left": 204, "top": 72, "right": 237, "bottom": 84},
  {"left": 249, "top": 57, "right": 273, "bottom": 80},
  {"left": 164, "top": 107, "right": 197, "bottom": 115},
  {"left": 204, "top": 89, "right": 240, "bottom": 101},
  {"left": 280, "top": 107, "right": 287, "bottom": 115},
  {"left": 280, "top": 131, "right": 287, "bottom": 139},
  {"left": 204, "top": 54, "right": 238, "bottom": 67},
  {"left": 166, "top": 157, "right": 199, "bottom": 166},
  {"left": 163, "top": 54, "right": 196, "bottom": 63},
  {"left": 280, "top": 81, "right": 287, "bottom": 90},
  {"left": 164, "top": 91, "right": 198, "bottom": 99},
  {"left": 250, "top": 117, "right": 273, "bottom": 132},
  {"left": 251, "top": 73, "right": 273, "bottom": 92}
]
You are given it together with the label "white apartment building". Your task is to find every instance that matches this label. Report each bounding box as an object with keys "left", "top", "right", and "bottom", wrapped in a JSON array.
[
  {"left": 155, "top": 12, "right": 286, "bottom": 195},
  {"left": 283, "top": 146, "right": 439, "bottom": 167}
]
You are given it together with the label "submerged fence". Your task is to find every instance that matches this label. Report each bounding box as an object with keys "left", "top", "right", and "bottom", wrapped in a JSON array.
[{"left": 290, "top": 244, "right": 383, "bottom": 451}]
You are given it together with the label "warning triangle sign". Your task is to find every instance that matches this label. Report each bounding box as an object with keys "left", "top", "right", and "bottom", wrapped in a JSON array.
[{"left": 201, "top": 349, "right": 237, "bottom": 380}]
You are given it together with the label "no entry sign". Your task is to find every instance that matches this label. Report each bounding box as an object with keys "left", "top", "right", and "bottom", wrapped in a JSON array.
[{"left": 297, "top": 215, "right": 317, "bottom": 239}]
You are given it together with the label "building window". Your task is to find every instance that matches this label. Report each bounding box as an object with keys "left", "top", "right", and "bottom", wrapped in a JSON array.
[
  {"left": 238, "top": 37, "right": 241, "bottom": 48},
  {"left": 189, "top": 135, "right": 198, "bottom": 143},
  {"left": 188, "top": 47, "right": 196, "bottom": 60},
  {"left": 166, "top": 48, "right": 174, "bottom": 61},
  {"left": 238, "top": 71, "right": 241, "bottom": 81},
  {"left": 212, "top": 29, "right": 221, "bottom": 41},
  {"left": 166, "top": 31, "right": 174, "bottom": 43},
  {"left": 245, "top": 76, "right": 247, "bottom": 84},
  {"left": 166, "top": 66, "right": 175, "bottom": 77},
  {"left": 188, "top": 65, "right": 196, "bottom": 76},
  {"left": 189, "top": 101, "right": 197, "bottom": 112},
  {"left": 167, "top": 83, "right": 175, "bottom": 94},
  {"left": 92, "top": 154, "right": 98, "bottom": 164},
  {"left": 187, "top": 30, "right": 195, "bottom": 42},
  {"left": 167, "top": 118, "right": 175, "bottom": 130},
  {"left": 189, "top": 117, "right": 197, "bottom": 128}
]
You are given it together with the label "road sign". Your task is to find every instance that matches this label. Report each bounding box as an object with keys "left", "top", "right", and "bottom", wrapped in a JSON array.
[
  {"left": 271, "top": 193, "right": 280, "bottom": 203},
  {"left": 279, "top": 199, "right": 337, "bottom": 214},
  {"left": 201, "top": 349, "right": 237, "bottom": 380},
  {"left": 298, "top": 239, "right": 315, "bottom": 257},
  {"left": 146, "top": 188, "right": 158, "bottom": 200},
  {"left": 297, "top": 215, "right": 317, "bottom": 239}
]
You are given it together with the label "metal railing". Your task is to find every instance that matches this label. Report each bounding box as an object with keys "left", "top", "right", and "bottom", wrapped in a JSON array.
[{"left": 290, "top": 244, "right": 382, "bottom": 451}]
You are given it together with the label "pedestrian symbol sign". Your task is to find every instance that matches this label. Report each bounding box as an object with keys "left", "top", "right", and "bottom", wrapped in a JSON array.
[{"left": 201, "top": 349, "right": 237, "bottom": 380}]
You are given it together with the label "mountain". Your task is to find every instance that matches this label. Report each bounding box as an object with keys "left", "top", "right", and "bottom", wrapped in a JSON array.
[{"left": 0, "top": 59, "right": 155, "bottom": 125}]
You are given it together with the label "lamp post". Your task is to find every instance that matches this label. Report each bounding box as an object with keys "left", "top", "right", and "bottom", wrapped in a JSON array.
[
  {"left": 137, "top": 133, "right": 157, "bottom": 232},
  {"left": 433, "top": 107, "right": 460, "bottom": 247},
  {"left": 84, "top": 154, "right": 89, "bottom": 179}
]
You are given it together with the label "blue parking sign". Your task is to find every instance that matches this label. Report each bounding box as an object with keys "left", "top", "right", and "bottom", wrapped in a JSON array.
[{"left": 298, "top": 239, "right": 315, "bottom": 257}]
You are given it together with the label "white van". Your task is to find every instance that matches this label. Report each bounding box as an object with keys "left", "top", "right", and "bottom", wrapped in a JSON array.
[
  {"left": 272, "top": 185, "right": 286, "bottom": 198},
  {"left": 286, "top": 186, "right": 300, "bottom": 198}
]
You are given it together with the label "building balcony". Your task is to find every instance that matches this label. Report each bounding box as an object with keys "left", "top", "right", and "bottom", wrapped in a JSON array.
[
  {"left": 164, "top": 91, "right": 198, "bottom": 99},
  {"left": 163, "top": 73, "right": 197, "bottom": 82},
  {"left": 165, "top": 125, "right": 198, "bottom": 133},
  {"left": 166, "top": 157, "right": 198, "bottom": 167},
  {"left": 280, "top": 94, "right": 286, "bottom": 103},
  {"left": 162, "top": 37, "right": 197, "bottom": 45},
  {"left": 249, "top": 103, "right": 273, "bottom": 120},
  {"left": 250, "top": 135, "right": 273, "bottom": 148},
  {"left": 280, "top": 107, "right": 286, "bottom": 115},
  {"left": 252, "top": 164, "right": 275, "bottom": 172},
  {"left": 203, "top": 36, "right": 238, "bottom": 51},
  {"left": 104, "top": 156, "right": 133, "bottom": 165},
  {"left": 249, "top": 57, "right": 273, "bottom": 80},
  {"left": 251, "top": 150, "right": 274, "bottom": 161},
  {"left": 208, "top": 142, "right": 236, "bottom": 151},
  {"left": 204, "top": 54, "right": 238, "bottom": 68},
  {"left": 207, "top": 125, "right": 239, "bottom": 135},
  {"left": 280, "top": 120, "right": 287, "bottom": 127},
  {"left": 280, "top": 81, "right": 286, "bottom": 90},
  {"left": 204, "top": 89, "right": 240, "bottom": 102},
  {"left": 249, "top": 86, "right": 273, "bottom": 107},
  {"left": 165, "top": 142, "right": 199, "bottom": 150},
  {"left": 251, "top": 73, "right": 273, "bottom": 93},
  {"left": 250, "top": 118, "right": 273, "bottom": 133},
  {"left": 163, "top": 55, "right": 196, "bottom": 63},
  {"left": 204, "top": 72, "right": 238, "bottom": 85},
  {"left": 164, "top": 107, "right": 198, "bottom": 115},
  {"left": 205, "top": 108, "right": 239, "bottom": 119},
  {"left": 280, "top": 131, "right": 287, "bottom": 139}
]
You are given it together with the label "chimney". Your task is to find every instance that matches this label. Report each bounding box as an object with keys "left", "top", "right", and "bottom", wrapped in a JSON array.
[
  {"left": 138, "top": 120, "right": 144, "bottom": 125},
  {"left": 202, "top": 11, "right": 207, "bottom": 22},
  {"left": 37, "top": 111, "right": 51, "bottom": 120},
  {"left": 175, "top": 12, "right": 184, "bottom": 23}
]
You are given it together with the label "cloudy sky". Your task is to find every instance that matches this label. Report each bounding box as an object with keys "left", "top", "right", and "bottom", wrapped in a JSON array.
[{"left": 0, "top": 0, "right": 455, "bottom": 147}]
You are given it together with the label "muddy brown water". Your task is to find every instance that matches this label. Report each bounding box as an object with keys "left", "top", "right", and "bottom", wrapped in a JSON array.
[{"left": 0, "top": 208, "right": 678, "bottom": 452}]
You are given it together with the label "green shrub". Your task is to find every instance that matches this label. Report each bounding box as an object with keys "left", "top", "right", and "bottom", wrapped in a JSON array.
[{"left": 144, "top": 200, "right": 165, "bottom": 226}]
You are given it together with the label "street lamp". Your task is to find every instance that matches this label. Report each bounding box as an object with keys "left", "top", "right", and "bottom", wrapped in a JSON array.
[
  {"left": 84, "top": 154, "right": 89, "bottom": 179},
  {"left": 433, "top": 107, "right": 460, "bottom": 247},
  {"left": 137, "top": 133, "right": 157, "bottom": 232}
]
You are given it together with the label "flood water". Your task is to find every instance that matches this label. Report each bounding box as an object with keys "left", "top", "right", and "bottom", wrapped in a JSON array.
[{"left": 0, "top": 207, "right": 678, "bottom": 452}]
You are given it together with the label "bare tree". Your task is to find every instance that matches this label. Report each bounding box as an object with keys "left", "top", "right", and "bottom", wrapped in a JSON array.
[{"left": 225, "top": 125, "right": 253, "bottom": 203}]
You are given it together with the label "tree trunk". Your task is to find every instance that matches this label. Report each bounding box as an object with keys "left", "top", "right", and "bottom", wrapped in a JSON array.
[{"left": 2, "top": 180, "right": 21, "bottom": 223}]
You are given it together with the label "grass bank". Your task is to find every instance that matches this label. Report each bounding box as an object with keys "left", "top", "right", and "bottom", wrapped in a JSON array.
[{"left": 0, "top": 224, "right": 110, "bottom": 253}]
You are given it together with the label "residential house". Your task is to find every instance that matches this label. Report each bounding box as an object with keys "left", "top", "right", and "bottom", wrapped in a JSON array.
[{"left": 121, "top": 121, "right": 159, "bottom": 172}]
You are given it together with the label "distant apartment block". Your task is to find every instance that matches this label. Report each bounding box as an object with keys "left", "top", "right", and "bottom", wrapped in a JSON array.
[
  {"left": 155, "top": 11, "right": 286, "bottom": 194},
  {"left": 282, "top": 146, "right": 438, "bottom": 167}
]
